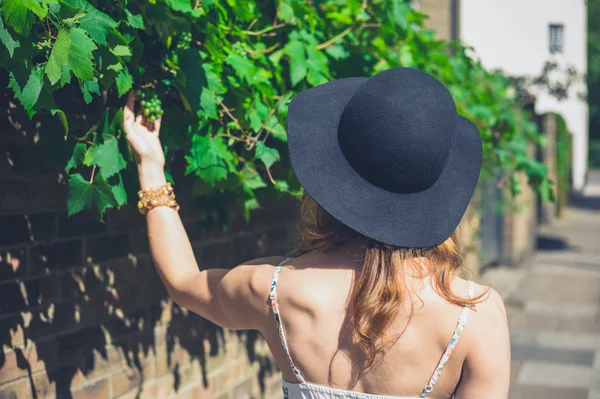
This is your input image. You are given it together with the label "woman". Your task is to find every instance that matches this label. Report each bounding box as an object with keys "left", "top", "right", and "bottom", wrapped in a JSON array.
[{"left": 123, "top": 67, "right": 510, "bottom": 398}]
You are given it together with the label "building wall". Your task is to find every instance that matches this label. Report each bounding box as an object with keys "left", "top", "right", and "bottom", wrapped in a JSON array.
[
  {"left": 0, "top": 119, "right": 293, "bottom": 399},
  {"left": 417, "top": 0, "right": 460, "bottom": 41},
  {"left": 460, "top": 0, "right": 588, "bottom": 190}
]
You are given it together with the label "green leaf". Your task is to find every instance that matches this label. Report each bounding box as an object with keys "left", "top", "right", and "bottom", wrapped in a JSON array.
[
  {"left": 399, "top": 45, "right": 414, "bottom": 67},
  {"left": 125, "top": 10, "right": 144, "bottom": 29},
  {"left": 115, "top": 68, "right": 132, "bottom": 97},
  {"left": 165, "top": 0, "right": 193, "bottom": 13},
  {"left": 242, "top": 166, "right": 267, "bottom": 190},
  {"left": 284, "top": 40, "right": 306, "bottom": 86},
  {"left": 81, "top": 78, "right": 99, "bottom": 103},
  {"left": 255, "top": 141, "right": 280, "bottom": 168},
  {"left": 66, "top": 143, "right": 87, "bottom": 172},
  {"left": 51, "top": 109, "right": 69, "bottom": 136},
  {"left": 68, "top": 173, "right": 117, "bottom": 219},
  {"left": 8, "top": 67, "right": 43, "bottom": 116},
  {"left": 110, "top": 45, "right": 131, "bottom": 56},
  {"left": 1, "top": 0, "right": 47, "bottom": 34},
  {"left": 64, "top": 0, "right": 117, "bottom": 45},
  {"left": 324, "top": 44, "right": 348, "bottom": 61},
  {"left": 199, "top": 89, "right": 218, "bottom": 119},
  {"left": 185, "top": 135, "right": 235, "bottom": 185},
  {"left": 111, "top": 174, "right": 128, "bottom": 206},
  {"left": 85, "top": 136, "right": 127, "bottom": 179},
  {"left": 46, "top": 29, "right": 72, "bottom": 85},
  {"left": 0, "top": 14, "right": 20, "bottom": 57},
  {"left": 225, "top": 52, "right": 269, "bottom": 85},
  {"left": 68, "top": 28, "right": 97, "bottom": 81}
]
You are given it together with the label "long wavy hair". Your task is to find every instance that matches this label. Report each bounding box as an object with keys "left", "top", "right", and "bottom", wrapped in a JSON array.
[{"left": 293, "top": 195, "right": 487, "bottom": 371}]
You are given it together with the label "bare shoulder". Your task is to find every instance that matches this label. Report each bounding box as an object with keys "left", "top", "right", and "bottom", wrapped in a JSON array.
[
  {"left": 230, "top": 256, "right": 286, "bottom": 299},
  {"left": 471, "top": 283, "right": 507, "bottom": 326}
]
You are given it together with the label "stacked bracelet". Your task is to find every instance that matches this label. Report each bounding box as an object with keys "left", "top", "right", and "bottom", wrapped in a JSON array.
[{"left": 137, "top": 182, "right": 180, "bottom": 215}]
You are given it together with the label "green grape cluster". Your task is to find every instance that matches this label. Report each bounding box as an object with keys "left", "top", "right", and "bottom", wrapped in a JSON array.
[
  {"left": 177, "top": 32, "right": 193, "bottom": 50},
  {"left": 232, "top": 42, "right": 250, "bottom": 56},
  {"left": 136, "top": 89, "right": 164, "bottom": 122}
]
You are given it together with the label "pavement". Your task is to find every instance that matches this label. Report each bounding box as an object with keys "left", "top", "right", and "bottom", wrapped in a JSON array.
[{"left": 482, "top": 170, "right": 600, "bottom": 399}]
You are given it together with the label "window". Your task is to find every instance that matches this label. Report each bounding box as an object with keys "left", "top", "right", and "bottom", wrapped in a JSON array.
[{"left": 549, "top": 23, "right": 564, "bottom": 54}]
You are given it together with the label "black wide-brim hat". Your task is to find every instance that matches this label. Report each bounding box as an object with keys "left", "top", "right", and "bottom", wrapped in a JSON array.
[{"left": 287, "top": 67, "right": 482, "bottom": 248}]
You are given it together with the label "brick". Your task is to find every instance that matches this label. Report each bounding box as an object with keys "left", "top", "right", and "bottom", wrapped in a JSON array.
[
  {"left": 28, "top": 302, "right": 79, "bottom": 341},
  {"left": 233, "top": 378, "right": 253, "bottom": 399},
  {"left": 0, "top": 378, "right": 30, "bottom": 399},
  {"left": 85, "top": 234, "right": 130, "bottom": 263},
  {"left": 0, "top": 246, "right": 28, "bottom": 281},
  {"left": 30, "top": 240, "right": 83, "bottom": 275},
  {"left": 81, "top": 346, "right": 125, "bottom": 381},
  {"left": 0, "top": 340, "right": 58, "bottom": 385},
  {"left": 71, "top": 377, "right": 110, "bottom": 399},
  {"left": 0, "top": 275, "right": 59, "bottom": 315},
  {"left": 29, "top": 177, "right": 66, "bottom": 212},
  {"left": 0, "top": 314, "right": 26, "bottom": 347},
  {"left": 107, "top": 207, "right": 145, "bottom": 233},
  {"left": 59, "top": 212, "right": 107, "bottom": 238},
  {"left": 111, "top": 366, "right": 143, "bottom": 397},
  {"left": 128, "top": 231, "right": 150, "bottom": 255},
  {"left": 0, "top": 180, "right": 30, "bottom": 213},
  {"left": 0, "top": 281, "right": 28, "bottom": 315}
]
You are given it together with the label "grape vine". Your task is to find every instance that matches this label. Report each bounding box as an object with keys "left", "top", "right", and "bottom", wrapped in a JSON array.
[{"left": 0, "top": 0, "right": 553, "bottom": 222}]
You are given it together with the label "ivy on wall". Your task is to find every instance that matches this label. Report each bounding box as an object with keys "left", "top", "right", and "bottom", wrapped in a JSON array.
[{"left": 0, "top": 0, "right": 552, "bottom": 221}]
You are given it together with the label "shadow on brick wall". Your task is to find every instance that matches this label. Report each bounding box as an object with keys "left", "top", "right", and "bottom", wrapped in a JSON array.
[{"left": 0, "top": 108, "right": 296, "bottom": 398}]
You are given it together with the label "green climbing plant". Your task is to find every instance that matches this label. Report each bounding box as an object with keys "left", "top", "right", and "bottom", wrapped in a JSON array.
[{"left": 0, "top": 0, "right": 553, "bottom": 221}]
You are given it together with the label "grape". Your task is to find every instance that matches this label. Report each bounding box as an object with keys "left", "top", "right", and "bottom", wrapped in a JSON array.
[
  {"left": 136, "top": 88, "right": 163, "bottom": 122},
  {"left": 177, "top": 31, "right": 193, "bottom": 50}
]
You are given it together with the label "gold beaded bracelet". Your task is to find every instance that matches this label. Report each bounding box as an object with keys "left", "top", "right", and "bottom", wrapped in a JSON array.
[{"left": 137, "top": 182, "right": 180, "bottom": 215}]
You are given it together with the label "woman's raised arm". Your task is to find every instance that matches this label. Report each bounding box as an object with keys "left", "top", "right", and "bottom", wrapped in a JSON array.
[{"left": 123, "top": 92, "right": 275, "bottom": 331}]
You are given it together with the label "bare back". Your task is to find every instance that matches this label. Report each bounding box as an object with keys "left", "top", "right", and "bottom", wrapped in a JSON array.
[{"left": 257, "top": 249, "right": 509, "bottom": 398}]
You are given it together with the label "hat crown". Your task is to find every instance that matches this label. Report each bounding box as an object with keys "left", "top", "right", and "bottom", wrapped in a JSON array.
[{"left": 338, "top": 68, "right": 458, "bottom": 194}]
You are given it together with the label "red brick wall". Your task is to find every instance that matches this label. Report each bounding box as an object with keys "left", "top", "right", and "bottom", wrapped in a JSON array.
[{"left": 0, "top": 123, "right": 294, "bottom": 398}]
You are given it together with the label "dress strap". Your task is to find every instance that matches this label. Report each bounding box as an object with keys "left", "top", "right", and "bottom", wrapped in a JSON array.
[
  {"left": 420, "top": 280, "right": 476, "bottom": 397},
  {"left": 269, "top": 257, "right": 306, "bottom": 383}
]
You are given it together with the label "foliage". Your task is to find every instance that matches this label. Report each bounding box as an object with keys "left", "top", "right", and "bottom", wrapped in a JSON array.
[
  {"left": 0, "top": 0, "right": 552, "bottom": 221},
  {"left": 589, "top": 0, "right": 600, "bottom": 142},
  {"left": 554, "top": 113, "right": 571, "bottom": 216}
]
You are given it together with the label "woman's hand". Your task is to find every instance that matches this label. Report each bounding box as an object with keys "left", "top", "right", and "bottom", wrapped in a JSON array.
[{"left": 123, "top": 91, "right": 167, "bottom": 189}]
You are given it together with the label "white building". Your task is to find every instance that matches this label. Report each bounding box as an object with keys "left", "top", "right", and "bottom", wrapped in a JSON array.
[{"left": 459, "top": 0, "right": 589, "bottom": 191}]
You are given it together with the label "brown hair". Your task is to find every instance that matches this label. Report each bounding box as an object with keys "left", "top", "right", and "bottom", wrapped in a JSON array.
[{"left": 294, "top": 195, "right": 487, "bottom": 371}]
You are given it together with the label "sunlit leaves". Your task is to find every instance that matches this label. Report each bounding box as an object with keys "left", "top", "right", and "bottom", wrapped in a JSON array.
[
  {"left": 46, "top": 29, "right": 71, "bottom": 85},
  {"left": 68, "top": 28, "right": 97, "bottom": 81},
  {"left": 0, "top": 0, "right": 553, "bottom": 222}
]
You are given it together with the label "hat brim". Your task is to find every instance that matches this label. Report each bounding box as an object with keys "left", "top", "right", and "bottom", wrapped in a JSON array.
[{"left": 287, "top": 77, "right": 482, "bottom": 247}]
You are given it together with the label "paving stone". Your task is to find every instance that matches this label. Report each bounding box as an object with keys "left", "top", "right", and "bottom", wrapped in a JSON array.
[
  {"left": 511, "top": 344, "right": 595, "bottom": 366},
  {"left": 535, "top": 331, "right": 600, "bottom": 351},
  {"left": 509, "top": 385, "right": 588, "bottom": 399},
  {"left": 518, "top": 361, "right": 593, "bottom": 388}
]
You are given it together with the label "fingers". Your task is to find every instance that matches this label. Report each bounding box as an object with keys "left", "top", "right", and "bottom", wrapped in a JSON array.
[
  {"left": 154, "top": 116, "right": 162, "bottom": 136},
  {"left": 124, "top": 91, "right": 136, "bottom": 134}
]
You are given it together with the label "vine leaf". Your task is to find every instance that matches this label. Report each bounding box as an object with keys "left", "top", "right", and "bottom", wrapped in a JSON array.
[
  {"left": 46, "top": 29, "right": 71, "bottom": 85},
  {"left": 111, "top": 174, "right": 128, "bottom": 206},
  {"left": 116, "top": 69, "right": 132, "bottom": 97},
  {"left": 83, "top": 137, "right": 126, "bottom": 179},
  {"left": 65, "top": 0, "right": 118, "bottom": 45},
  {"left": 68, "top": 28, "right": 97, "bottom": 81},
  {"left": 125, "top": 10, "right": 144, "bottom": 29},
  {"left": 185, "top": 135, "right": 235, "bottom": 186},
  {"left": 8, "top": 67, "right": 43, "bottom": 116},
  {"left": 68, "top": 173, "right": 118, "bottom": 219},
  {"left": 284, "top": 40, "right": 306, "bottom": 86},
  {"left": 1, "top": 0, "right": 47, "bottom": 35},
  {"left": 66, "top": 143, "right": 87, "bottom": 172},
  {"left": 81, "top": 78, "right": 100, "bottom": 103},
  {"left": 110, "top": 45, "right": 131, "bottom": 56},
  {"left": 255, "top": 141, "right": 280, "bottom": 168},
  {"left": 0, "top": 15, "right": 20, "bottom": 57}
]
